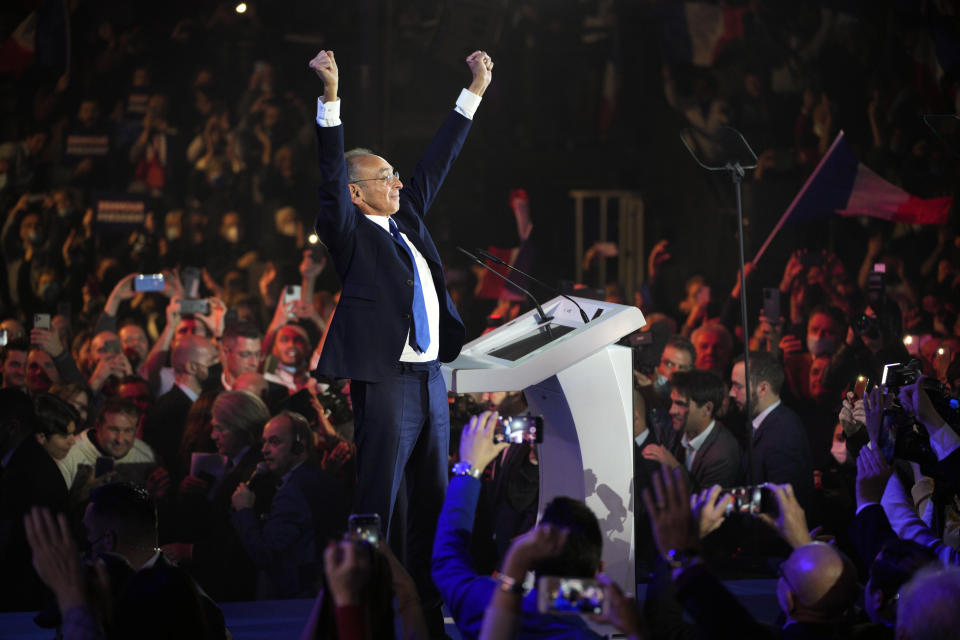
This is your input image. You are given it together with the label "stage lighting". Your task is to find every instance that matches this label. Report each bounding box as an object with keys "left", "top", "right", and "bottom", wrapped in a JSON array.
[
  {"left": 235, "top": 3, "right": 247, "bottom": 14},
  {"left": 904, "top": 335, "right": 913, "bottom": 346},
  {"left": 308, "top": 233, "right": 319, "bottom": 244}
]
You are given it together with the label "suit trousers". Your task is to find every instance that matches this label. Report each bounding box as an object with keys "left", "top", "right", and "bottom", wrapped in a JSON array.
[{"left": 350, "top": 360, "right": 449, "bottom": 606}]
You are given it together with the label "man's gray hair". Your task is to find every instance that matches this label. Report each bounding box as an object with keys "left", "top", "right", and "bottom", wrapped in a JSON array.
[{"left": 344, "top": 147, "right": 374, "bottom": 183}]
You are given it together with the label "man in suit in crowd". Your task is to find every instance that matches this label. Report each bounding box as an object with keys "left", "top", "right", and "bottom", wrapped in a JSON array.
[
  {"left": 231, "top": 411, "right": 348, "bottom": 599},
  {"left": 308, "top": 46, "right": 492, "bottom": 631},
  {"left": 641, "top": 369, "right": 741, "bottom": 492},
  {"left": 142, "top": 335, "right": 217, "bottom": 477},
  {"left": 730, "top": 351, "right": 814, "bottom": 513}
]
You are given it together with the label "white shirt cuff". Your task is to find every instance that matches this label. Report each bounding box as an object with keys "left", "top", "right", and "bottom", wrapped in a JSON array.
[
  {"left": 316, "top": 98, "right": 342, "bottom": 127},
  {"left": 929, "top": 422, "right": 960, "bottom": 461},
  {"left": 454, "top": 89, "right": 482, "bottom": 120}
]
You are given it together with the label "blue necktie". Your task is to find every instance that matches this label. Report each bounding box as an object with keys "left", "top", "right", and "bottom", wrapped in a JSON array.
[{"left": 389, "top": 217, "right": 430, "bottom": 353}]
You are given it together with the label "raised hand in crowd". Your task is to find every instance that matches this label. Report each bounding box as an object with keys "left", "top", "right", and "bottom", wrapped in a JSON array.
[
  {"left": 855, "top": 443, "right": 892, "bottom": 510},
  {"left": 460, "top": 410, "right": 510, "bottom": 472},
  {"left": 24, "top": 507, "right": 104, "bottom": 614},
  {"left": 691, "top": 485, "right": 733, "bottom": 539},
  {"left": 308, "top": 50, "right": 338, "bottom": 101},
  {"left": 839, "top": 391, "right": 866, "bottom": 437},
  {"left": 647, "top": 240, "right": 671, "bottom": 285},
  {"left": 31, "top": 326, "right": 65, "bottom": 358},
  {"left": 642, "top": 467, "right": 700, "bottom": 560},
  {"left": 756, "top": 483, "right": 812, "bottom": 549},
  {"left": 88, "top": 351, "right": 132, "bottom": 392},
  {"left": 862, "top": 386, "right": 890, "bottom": 444}
]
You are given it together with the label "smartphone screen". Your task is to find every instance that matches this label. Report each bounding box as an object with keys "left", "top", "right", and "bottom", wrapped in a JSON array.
[
  {"left": 853, "top": 376, "right": 869, "bottom": 400},
  {"left": 346, "top": 513, "right": 381, "bottom": 545},
  {"left": 95, "top": 456, "right": 115, "bottom": 477},
  {"left": 283, "top": 285, "right": 302, "bottom": 305},
  {"left": 536, "top": 577, "right": 605, "bottom": 615},
  {"left": 34, "top": 313, "right": 51, "bottom": 330},
  {"left": 762, "top": 288, "right": 781, "bottom": 322},
  {"left": 495, "top": 415, "right": 544, "bottom": 444},
  {"left": 134, "top": 274, "right": 165, "bottom": 292}
]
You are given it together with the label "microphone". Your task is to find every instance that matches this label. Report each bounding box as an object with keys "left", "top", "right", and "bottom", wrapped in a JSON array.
[
  {"left": 457, "top": 247, "right": 553, "bottom": 325},
  {"left": 475, "top": 248, "right": 590, "bottom": 324},
  {"left": 246, "top": 461, "right": 270, "bottom": 485}
]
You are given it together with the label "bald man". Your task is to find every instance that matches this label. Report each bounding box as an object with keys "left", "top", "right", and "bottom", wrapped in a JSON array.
[
  {"left": 777, "top": 542, "right": 859, "bottom": 635},
  {"left": 142, "top": 335, "right": 217, "bottom": 475}
]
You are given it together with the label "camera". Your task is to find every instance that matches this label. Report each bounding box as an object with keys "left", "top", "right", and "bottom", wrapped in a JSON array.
[{"left": 879, "top": 360, "right": 958, "bottom": 464}]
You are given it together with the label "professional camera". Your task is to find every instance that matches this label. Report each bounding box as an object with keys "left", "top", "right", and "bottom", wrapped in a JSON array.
[{"left": 879, "top": 360, "right": 959, "bottom": 464}]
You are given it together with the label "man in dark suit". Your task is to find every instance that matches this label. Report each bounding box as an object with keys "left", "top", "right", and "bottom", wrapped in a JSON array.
[
  {"left": 641, "top": 369, "right": 741, "bottom": 492},
  {"left": 730, "top": 351, "right": 815, "bottom": 513},
  {"left": 308, "top": 47, "right": 492, "bottom": 626},
  {"left": 142, "top": 335, "right": 217, "bottom": 478},
  {"left": 231, "top": 412, "right": 348, "bottom": 599}
]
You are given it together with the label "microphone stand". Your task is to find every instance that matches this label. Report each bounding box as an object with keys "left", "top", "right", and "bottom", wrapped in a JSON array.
[
  {"left": 475, "top": 248, "right": 590, "bottom": 324},
  {"left": 679, "top": 129, "right": 757, "bottom": 484},
  {"left": 457, "top": 247, "right": 554, "bottom": 327}
]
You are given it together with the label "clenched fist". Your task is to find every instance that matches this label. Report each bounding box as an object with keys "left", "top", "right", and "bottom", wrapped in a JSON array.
[{"left": 309, "top": 50, "right": 339, "bottom": 101}]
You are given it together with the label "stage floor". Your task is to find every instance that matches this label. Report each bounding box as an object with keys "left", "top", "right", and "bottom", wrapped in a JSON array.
[{"left": 0, "top": 580, "right": 780, "bottom": 639}]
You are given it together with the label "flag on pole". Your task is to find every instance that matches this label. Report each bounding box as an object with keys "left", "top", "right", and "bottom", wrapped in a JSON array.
[
  {"left": 753, "top": 131, "right": 953, "bottom": 262},
  {"left": 0, "top": 12, "right": 37, "bottom": 77}
]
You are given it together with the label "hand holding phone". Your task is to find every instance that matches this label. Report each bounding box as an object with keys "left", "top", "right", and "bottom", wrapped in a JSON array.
[
  {"left": 346, "top": 513, "right": 381, "bottom": 545},
  {"left": 34, "top": 313, "right": 51, "bottom": 330}
]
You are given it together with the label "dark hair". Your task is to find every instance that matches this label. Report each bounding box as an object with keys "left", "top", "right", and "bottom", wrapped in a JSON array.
[
  {"left": 274, "top": 410, "right": 316, "bottom": 462},
  {"left": 1, "top": 337, "right": 30, "bottom": 364},
  {"left": 735, "top": 351, "right": 785, "bottom": 396},
  {"left": 807, "top": 305, "right": 845, "bottom": 332},
  {"left": 870, "top": 539, "right": 939, "bottom": 599},
  {"left": 670, "top": 369, "right": 724, "bottom": 417},
  {"left": 178, "top": 390, "right": 220, "bottom": 470},
  {"left": 664, "top": 335, "right": 697, "bottom": 366},
  {"left": 33, "top": 392, "right": 80, "bottom": 436},
  {"left": 535, "top": 497, "right": 603, "bottom": 578},
  {"left": 96, "top": 396, "right": 140, "bottom": 425},
  {"left": 88, "top": 482, "right": 158, "bottom": 546},
  {"left": 221, "top": 320, "right": 263, "bottom": 344}
]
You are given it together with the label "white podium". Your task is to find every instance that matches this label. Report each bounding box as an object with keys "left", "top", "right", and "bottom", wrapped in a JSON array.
[{"left": 443, "top": 296, "right": 645, "bottom": 594}]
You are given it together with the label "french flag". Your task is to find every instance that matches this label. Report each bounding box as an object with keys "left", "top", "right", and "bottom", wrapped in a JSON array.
[
  {"left": 656, "top": 2, "right": 747, "bottom": 67},
  {"left": 754, "top": 131, "right": 953, "bottom": 261},
  {"left": 0, "top": 12, "right": 37, "bottom": 77}
]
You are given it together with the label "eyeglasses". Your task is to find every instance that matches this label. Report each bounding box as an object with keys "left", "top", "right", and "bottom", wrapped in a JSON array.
[{"left": 351, "top": 169, "right": 400, "bottom": 185}]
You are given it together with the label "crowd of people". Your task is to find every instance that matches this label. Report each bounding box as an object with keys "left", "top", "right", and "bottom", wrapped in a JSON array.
[{"left": 2, "top": 0, "right": 960, "bottom": 639}]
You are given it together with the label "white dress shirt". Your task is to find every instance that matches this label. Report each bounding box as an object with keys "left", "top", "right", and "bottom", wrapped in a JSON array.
[
  {"left": 681, "top": 420, "right": 716, "bottom": 471},
  {"left": 752, "top": 399, "right": 782, "bottom": 431}
]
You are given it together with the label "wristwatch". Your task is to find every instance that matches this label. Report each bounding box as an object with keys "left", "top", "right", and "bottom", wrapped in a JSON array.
[
  {"left": 665, "top": 548, "right": 702, "bottom": 570},
  {"left": 452, "top": 461, "right": 482, "bottom": 479}
]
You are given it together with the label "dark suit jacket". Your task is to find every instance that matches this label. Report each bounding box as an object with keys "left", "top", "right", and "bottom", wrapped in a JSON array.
[
  {"left": 848, "top": 503, "right": 896, "bottom": 570},
  {"left": 0, "top": 437, "right": 70, "bottom": 611},
  {"left": 142, "top": 385, "right": 193, "bottom": 477},
  {"left": 753, "top": 403, "right": 814, "bottom": 511},
  {"left": 313, "top": 113, "right": 468, "bottom": 382},
  {"left": 232, "top": 461, "right": 348, "bottom": 599},
  {"left": 687, "top": 421, "right": 742, "bottom": 492}
]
